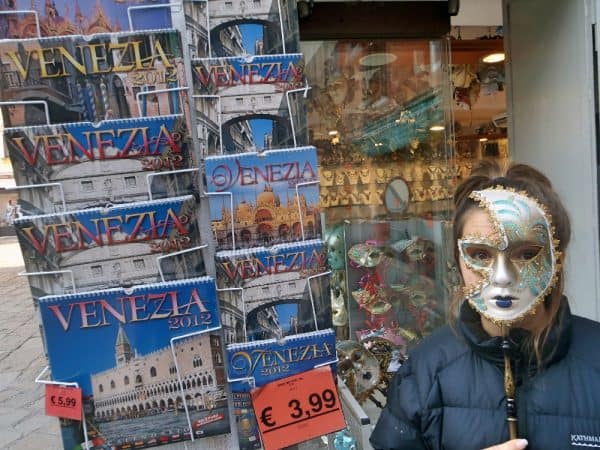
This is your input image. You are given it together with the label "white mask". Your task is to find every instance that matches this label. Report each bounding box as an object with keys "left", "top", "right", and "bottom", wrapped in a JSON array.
[{"left": 458, "top": 188, "right": 560, "bottom": 325}]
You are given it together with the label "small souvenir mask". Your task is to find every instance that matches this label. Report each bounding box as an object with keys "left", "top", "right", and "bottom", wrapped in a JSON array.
[
  {"left": 331, "top": 287, "right": 348, "bottom": 326},
  {"left": 351, "top": 286, "right": 392, "bottom": 315},
  {"left": 336, "top": 340, "right": 381, "bottom": 403},
  {"left": 348, "top": 243, "right": 384, "bottom": 267},
  {"left": 458, "top": 188, "right": 560, "bottom": 325}
]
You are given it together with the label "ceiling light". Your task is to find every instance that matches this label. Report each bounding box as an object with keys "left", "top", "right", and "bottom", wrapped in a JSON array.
[
  {"left": 359, "top": 53, "right": 397, "bottom": 67},
  {"left": 429, "top": 125, "right": 445, "bottom": 132},
  {"left": 479, "top": 137, "right": 488, "bottom": 142},
  {"left": 482, "top": 52, "right": 505, "bottom": 64},
  {"left": 328, "top": 130, "right": 338, "bottom": 136}
]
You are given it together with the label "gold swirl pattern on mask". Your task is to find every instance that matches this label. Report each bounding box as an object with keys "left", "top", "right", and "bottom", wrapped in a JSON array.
[{"left": 459, "top": 186, "right": 562, "bottom": 326}]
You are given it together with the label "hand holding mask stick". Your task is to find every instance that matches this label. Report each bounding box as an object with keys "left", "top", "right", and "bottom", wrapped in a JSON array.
[{"left": 458, "top": 187, "right": 561, "bottom": 441}]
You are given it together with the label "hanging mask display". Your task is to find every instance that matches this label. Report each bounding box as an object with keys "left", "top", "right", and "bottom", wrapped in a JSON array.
[
  {"left": 326, "top": 224, "right": 347, "bottom": 270},
  {"left": 336, "top": 340, "right": 382, "bottom": 404},
  {"left": 331, "top": 286, "right": 349, "bottom": 326},
  {"left": 348, "top": 242, "right": 385, "bottom": 267},
  {"left": 458, "top": 188, "right": 560, "bottom": 324}
]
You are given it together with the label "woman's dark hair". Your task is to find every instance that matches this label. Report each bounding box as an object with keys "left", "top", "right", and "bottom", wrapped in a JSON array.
[{"left": 450, "top": 159, "right": 571, "bottom": 365}]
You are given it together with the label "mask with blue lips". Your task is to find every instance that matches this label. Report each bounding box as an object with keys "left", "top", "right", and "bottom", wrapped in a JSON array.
[{"left": 457, "top": 187, "right": 561, "bottom": 325}]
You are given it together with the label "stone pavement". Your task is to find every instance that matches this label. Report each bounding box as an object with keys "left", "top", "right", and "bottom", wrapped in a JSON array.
[{"left": 0, "top": 236, "right": 62, "bottom": 449}]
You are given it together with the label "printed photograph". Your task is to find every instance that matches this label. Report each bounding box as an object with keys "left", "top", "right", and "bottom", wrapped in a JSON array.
[
  {"left": 205, "top": 147, "right": 321, "bottom": 251},
  {"left": 14, "top": 195, "right": 205, "bottom": 300},
  {"left": 0, "top": 30, "right": 187, "bottom": 126},
  {"left": 215, "top": 240, "right": 331, "bottom": 344},
  {"left": 192, "top": 53, "right": 308, "bottom": 156},
  {"left": 4, "top": 115, "right": 197, "bottom": 214},
  {"left": 0, "top": 0, "right": 173, "bottom": 38},
  {"left": 39, "top": 278, "right": 229, "bottom": 449},
  {"left": 184, "top": 0, "right": 299, "bottom": 58}
]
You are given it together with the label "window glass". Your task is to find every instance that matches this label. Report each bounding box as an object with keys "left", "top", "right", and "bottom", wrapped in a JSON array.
[{"left": 301, "top": 39, "right": 455, "bottom": 354}]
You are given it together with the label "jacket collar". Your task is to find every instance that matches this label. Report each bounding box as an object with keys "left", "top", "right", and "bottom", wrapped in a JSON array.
[{"left": 458, "top": 298, "right": 572, "bottom": 373}]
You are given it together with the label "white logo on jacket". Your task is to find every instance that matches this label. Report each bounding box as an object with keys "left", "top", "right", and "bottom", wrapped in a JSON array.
[{"left": 571, "top": 434, "right": 600, "bottom": 447}]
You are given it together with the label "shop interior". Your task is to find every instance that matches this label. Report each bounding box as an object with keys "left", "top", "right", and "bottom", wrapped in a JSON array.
[{"left": 299, "top": 24, "right": 508, "bottom": 426}]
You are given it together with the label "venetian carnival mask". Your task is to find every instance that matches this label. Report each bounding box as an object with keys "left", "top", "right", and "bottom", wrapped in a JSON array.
[
  {"left": 336, "top": 340, "right": 381, "bottom": 403},
  {"left": 458, "top": 188, "right": 560, "bottom": 325},
  {"left": 348, "top": 243, "right": 384, "bottom": 267}
]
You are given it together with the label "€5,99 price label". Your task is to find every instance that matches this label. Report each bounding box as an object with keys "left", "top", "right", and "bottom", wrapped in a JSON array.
[
  {"left": 251, "top": 365, "right": 346, "bottom": 450},
  {"left": 45, "top": 384, "right": 82, "bottom": 421}
]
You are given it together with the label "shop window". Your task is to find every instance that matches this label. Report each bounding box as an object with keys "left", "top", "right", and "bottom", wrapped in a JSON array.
[
  {"left": 301, "top": 38, "right": 455, "bottom": 413},
  {"left": 125, "top": 176, "right": 136, "bottom": 188},
  {"left": 448, "top": 26, "right": 509, "bottom": 176},
  {"left": 91, "top": 265, "right": 103, "bottom": 277},
  {"left": 300, "top": 22, "right": 508, "bottom": 418},
  {"left": 81, "top": 180, "right": 93, "bottom": 192}
]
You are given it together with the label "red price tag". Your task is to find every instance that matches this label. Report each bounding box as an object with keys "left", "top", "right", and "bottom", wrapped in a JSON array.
[
  {"left": 251, "top": 366, "right": 346, "bottom": 450},
  {"left": 45, "top": 384, "right": 82, "bottom": 421}
]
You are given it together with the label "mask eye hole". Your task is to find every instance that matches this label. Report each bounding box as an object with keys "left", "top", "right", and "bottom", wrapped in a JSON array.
[
  {"left": 511, "top": 244, "right": 543, "bottom": 262},
  {"left": 463, "top": 244, "right": 494, "bottom": 266}
]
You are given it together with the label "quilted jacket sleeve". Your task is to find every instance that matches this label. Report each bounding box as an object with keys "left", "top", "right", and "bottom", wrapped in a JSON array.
[{"left": 369, "top": 357, "right": 429, "bottom": 450}]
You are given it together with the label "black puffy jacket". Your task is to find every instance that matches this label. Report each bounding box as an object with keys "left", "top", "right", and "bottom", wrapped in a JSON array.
[{"left": 370, "top": 301, "right": 600, "bottom": 450}]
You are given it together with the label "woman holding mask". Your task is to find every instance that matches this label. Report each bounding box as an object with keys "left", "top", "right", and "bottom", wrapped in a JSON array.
[{"left": 370, "top": 161, "right": 600, "bottom": 450}]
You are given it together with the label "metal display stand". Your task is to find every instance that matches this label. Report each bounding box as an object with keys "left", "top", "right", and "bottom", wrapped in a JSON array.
[
  {"left": 0, "top": 1, "right": 331, "bottom": 448},
  {"left": 328, "top": 378, "right": 374, "bottom": 450},
  {"left": 35, "top": 367, "right": 91, "bottom": 450}
]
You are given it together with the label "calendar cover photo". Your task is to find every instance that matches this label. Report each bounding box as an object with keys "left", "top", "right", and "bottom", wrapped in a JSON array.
[
  {"left": 14, "top": 195, "right": 205, "bottom": 300},
  {"left": 183, "top": 0, "right": 299, "bottom": 58},
  {"left": 0, "top": 0, "right": 174, "bottom": 39},
  {"left": 0, "top": 29, "right": 187, "bottom": 126},
  {"left": 4, "top": 114, "right": 196, "bottom": 214},
  {"left": 191, "top": 53, "right": 308, "bottom": 156},
  {"left": 215, "top": 239, "right": 332, "bottom": 343},
  {"left": 39, "top": 277, "right": 230, "bottom": 449},
  {"left": 225, "top": 328, "right": 337, "bottom": 449},
  {"left": 204, "top": 146, "right": 322, "bottom": 251}
]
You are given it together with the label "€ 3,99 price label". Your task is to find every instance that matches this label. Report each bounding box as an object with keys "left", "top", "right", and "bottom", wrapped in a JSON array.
[
  {"left": 251, "top": 365, "right": 346, "bottom": 450},
  {"left": 45, "top": 384, "right": 82, "bottom": 421}
]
